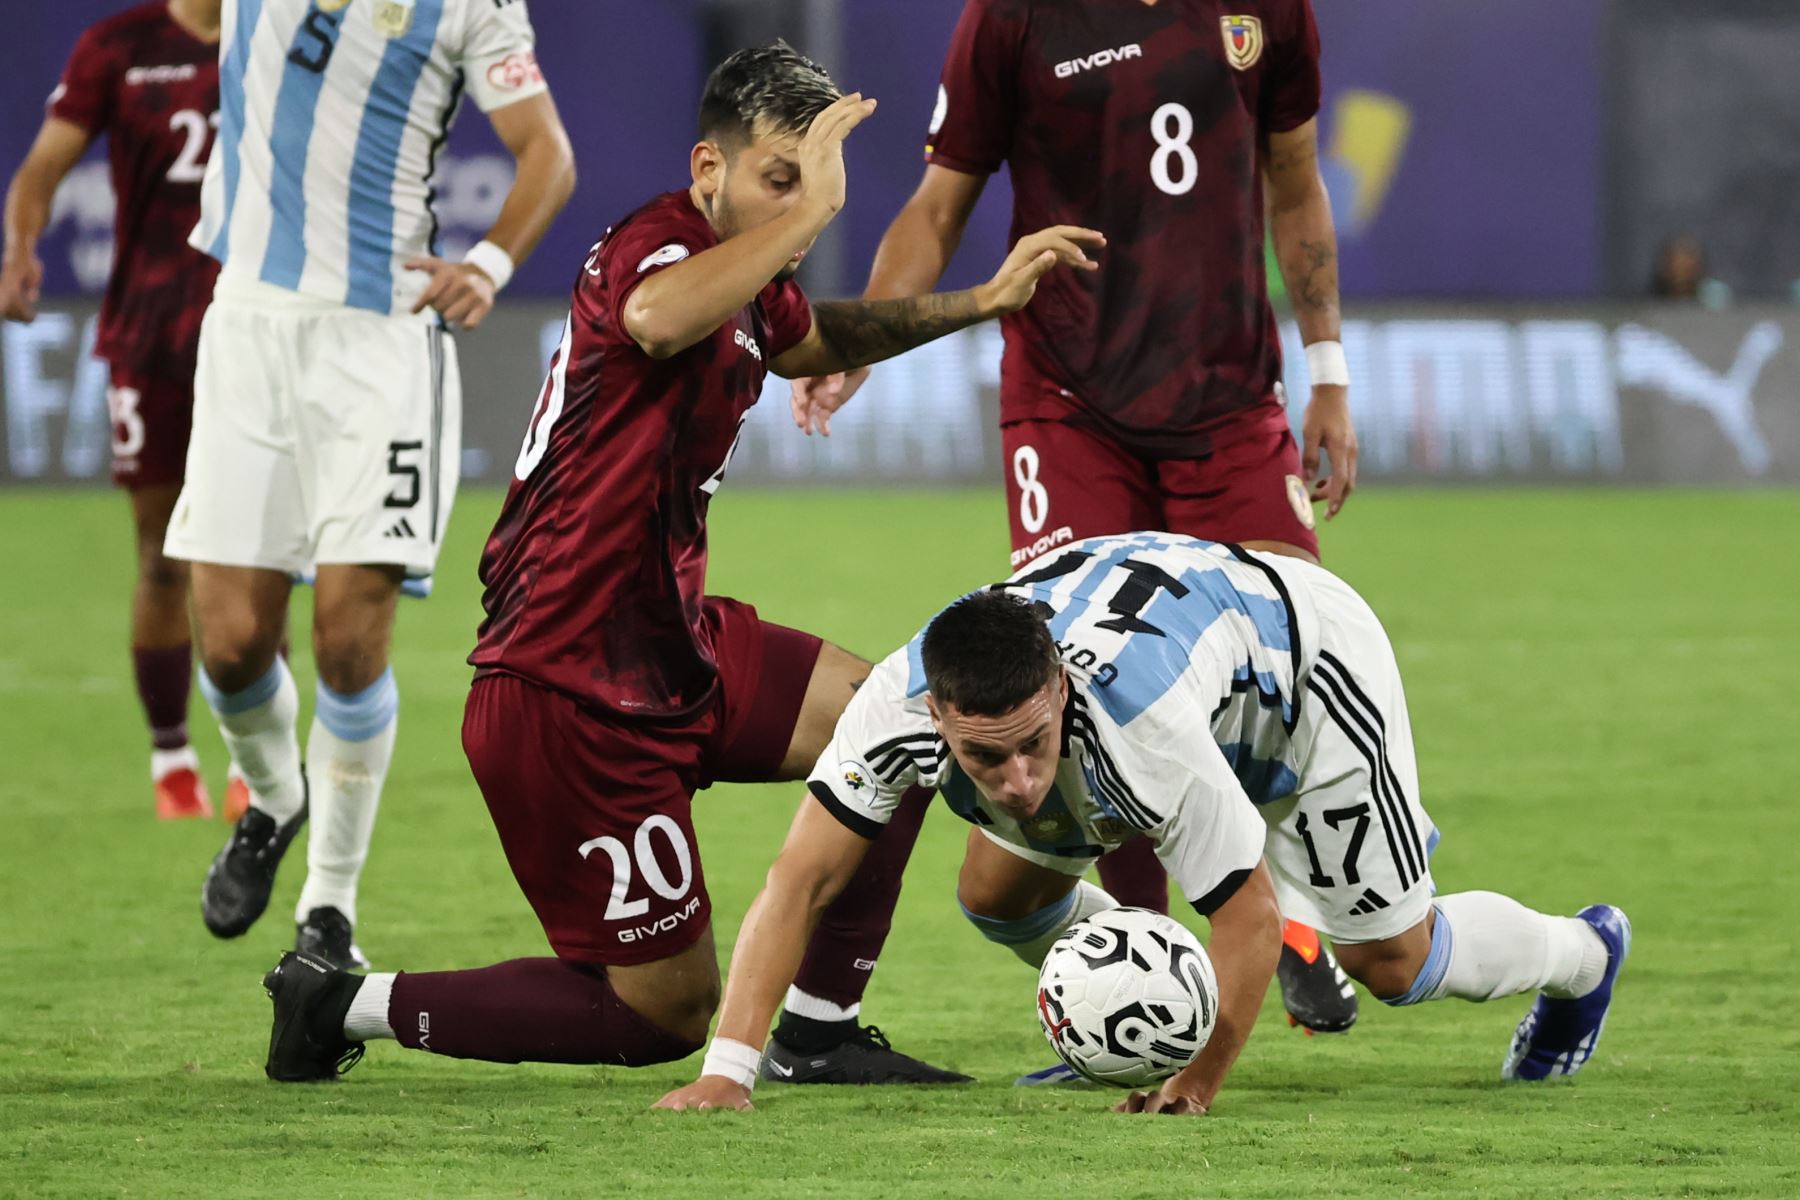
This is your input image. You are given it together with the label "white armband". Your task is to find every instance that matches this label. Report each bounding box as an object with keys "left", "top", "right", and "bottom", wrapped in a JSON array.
[
  {"left": 700, "top": 1037, "right": 762, "bottom": 1091},
  {"left": 463, "top": 240, "right": 515, "bottom": 292},
  {"left": 1304, "top": 340, "right": 1350, "bottom": 388}
]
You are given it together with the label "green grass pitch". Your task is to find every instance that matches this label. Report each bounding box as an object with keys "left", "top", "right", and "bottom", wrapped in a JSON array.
[{"left": 2, "top": 487, "right": 1797, "bottom": 1198}]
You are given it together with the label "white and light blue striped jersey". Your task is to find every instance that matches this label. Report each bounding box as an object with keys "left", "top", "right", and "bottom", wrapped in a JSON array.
[
  {"left": 192, "top": 0, "right": 546, "bottom": 315},
  {"left": 808, "top": 534, "right": 1324, "bottom": 912}
]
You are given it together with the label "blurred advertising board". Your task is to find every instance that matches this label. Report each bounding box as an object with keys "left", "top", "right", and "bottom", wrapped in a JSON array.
[{"left": 5, "top": 303, "right": 1796, "bottom": 488}]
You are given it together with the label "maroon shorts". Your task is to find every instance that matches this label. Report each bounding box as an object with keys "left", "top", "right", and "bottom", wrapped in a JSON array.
[
  {"left": 107, "top": 363, "right": 193, "bottom": 490},
  {"left": 462, "top": 596, "right": 824, "bottom": 966},
  {"left": 1000, "top": 402, "right": 1319, "bottom": 567}
]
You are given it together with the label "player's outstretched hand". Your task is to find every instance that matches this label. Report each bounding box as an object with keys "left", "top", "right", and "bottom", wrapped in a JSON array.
[
  {"left": 406, "top": 256, "right": 499, "bottom": 329},
  {"left": 652, "top": 1076, "right": 755, "bottom": 1113},
  {"left": 796, "top": 93, "right": 879, "bottom": 219},
  {"left": 0, "top": 252, "right": 44, "bottom": 323},
  {"left": 980, "top": 226, "right": 1106, "bottom": 316},
  {"left": 1302, "top": 384, "right": 1357, "bottom": 520},
  {"left": 790, "top": 366, "right": 871, "bottom": 436},
  {"left": 1113, "top": 1082, "right": 1207, "bottom": 1117}
]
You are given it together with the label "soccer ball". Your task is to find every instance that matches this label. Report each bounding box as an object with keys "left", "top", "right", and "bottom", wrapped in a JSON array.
[{"left": 1036, "top": 906, "right": 1220, "bottom": 1088}]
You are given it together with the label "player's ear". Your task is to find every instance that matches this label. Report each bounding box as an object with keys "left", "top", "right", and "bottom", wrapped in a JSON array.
[
  {"left": 925, "top": 694, "right": 946, "bottom": 734},
  {"left": 690, "top": 140, "right": 725, "bottom": 197}
]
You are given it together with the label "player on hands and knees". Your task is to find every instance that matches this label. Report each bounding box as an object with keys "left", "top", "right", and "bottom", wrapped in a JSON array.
[
  {"left": 785, "top": 0, "right": 1359, "bottom": 1042},
  {"left": 256, "top": 43, "right": 1102, "bottom": 1085},
  {"left": 2, "top": 0, "right": 228, "bottom": 821},
  {"left": 175, "top": 0, "right": 576, "bottom": 970},
  {"left": 658, "top": 536, "right": 1629, "bottom": 1112}
]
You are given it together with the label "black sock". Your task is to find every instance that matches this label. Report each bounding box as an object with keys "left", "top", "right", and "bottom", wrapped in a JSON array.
[{"left": 773, "top": 1010, "right": 857, "bottom": 1054}]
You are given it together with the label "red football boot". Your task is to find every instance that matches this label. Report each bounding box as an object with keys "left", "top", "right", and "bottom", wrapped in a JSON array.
[{"left": 155, "top": 765, "right": 215, "bottom": 820}]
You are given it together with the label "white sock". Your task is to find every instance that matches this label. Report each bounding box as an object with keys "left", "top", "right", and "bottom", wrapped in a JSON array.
[
  {"left": 1410, "top": 891, "right": 1607, "bottom": 1005},
  {"left": 199, "top": 659, "right": 304, "bottom": 822},
  {"left": 344, "top": 972, "right": 397, "bottom": 1041},
  {"left": 150, "top": 745, "right": 200, "bottom": 781},
  {"left": 783, "top": 987, "right": 861, "bottom": 1023},
  {"left": 295, "top": 671, "right": 399, "bottom": 926}
]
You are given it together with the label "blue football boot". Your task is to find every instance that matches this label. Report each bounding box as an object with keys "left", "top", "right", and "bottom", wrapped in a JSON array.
[{"left": 1502, "top": 904, "right": 1632, "bottom": 1081}]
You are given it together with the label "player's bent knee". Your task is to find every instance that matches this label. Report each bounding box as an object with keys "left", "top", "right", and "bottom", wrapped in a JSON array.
[
  {"left": 605, "top": 946, "right": 722, "bottom": 1048},
  {"left": 197, "top": 637, "right": 282, "bottom": 694},
  {"left": 313, "top": 635, "right": 392, "bottom": 695},
  {"left": 1337, "top": 917, "right": 1438, "bottom": 1004}
]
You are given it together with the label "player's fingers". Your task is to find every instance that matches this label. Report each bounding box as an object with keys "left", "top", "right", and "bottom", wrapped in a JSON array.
[
  {"left": 439, "top": 288, "right": 476, "bottom": 324},
  {"left": 412, "top": 271, "right": 450, "bottom": 315},
  {"left": 810, "top": 93, "right": 870, "bottom": 144},
  {"left": 832, "top": 96, "right": 878, "bottom": 141},
  {"left": 1302, "top": 429, "right": 1322, "bottom": 481},
  {"left": 1325, "top": 458, "right": 1352, "bottom": 519},
  {"left": 403, "top": 256, "right": 442, "bottom": 273},
  {"left": 1044, "top": 225, "right": 1107, "bottom": 250},
  {"left": 1113, "top": 1091, "right": 1149, "bottom": 1114}
]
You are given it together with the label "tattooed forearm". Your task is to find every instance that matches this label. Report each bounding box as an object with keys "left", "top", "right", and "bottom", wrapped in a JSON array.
[
  {"left": 809, "top": 290, "right": 985, "bottom": 372},
  {"left": 1288, "top": 237, "right": 1339, "bottom": 316}
]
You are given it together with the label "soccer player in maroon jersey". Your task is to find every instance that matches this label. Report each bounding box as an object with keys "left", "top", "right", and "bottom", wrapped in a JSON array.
[
  {"left": 255, "top": 43, "right": 1103, "bottom": 1085},
  {"left": 789, "top": 0, "right": 1360, "bottom": 1037},
  {"left": 1, "top": 0, "right": 227, "bottom": 821}
]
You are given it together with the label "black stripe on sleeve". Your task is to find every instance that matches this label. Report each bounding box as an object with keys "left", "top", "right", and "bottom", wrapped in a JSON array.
[
  {"left": 807, "top": 780, "right": 885, "bottom": 841},
  {"left": 1190, "top": 866, "right": 1255, "bottom": 918}
]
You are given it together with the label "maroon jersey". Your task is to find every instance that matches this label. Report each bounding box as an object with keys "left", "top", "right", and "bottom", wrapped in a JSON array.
[
  {"left": 929, "top": 0, "right": 1321, "bottom": 457},
  {"left": 49, "top": 3, "right": 220, "bottom": 377},
  {"left": 472, "top": 192, "right": 815, "bottom": 720}
]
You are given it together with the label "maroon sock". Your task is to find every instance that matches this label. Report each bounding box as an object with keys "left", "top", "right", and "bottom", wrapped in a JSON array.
[
  {"left": 133, "top": 645, "right": 193, "bottom": 752},
  {"left": 388, "top": 958, "right": 699, "bottom": 1066},
  {"left": 1097, "top": 837, "right": 1171, "bottom": 914},
  {"left": 790, "top": 785, "right": 933, "bottom": 1009}
]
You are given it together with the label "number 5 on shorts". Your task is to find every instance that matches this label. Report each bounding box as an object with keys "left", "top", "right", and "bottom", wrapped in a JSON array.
[{"left": 578, "top": 815, "right": 695, "bottom": 920}]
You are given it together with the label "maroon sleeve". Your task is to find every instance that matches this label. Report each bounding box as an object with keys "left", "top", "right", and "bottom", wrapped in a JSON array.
[
  {"left": 48, "top": 24, "right": 118, "bottom": 133},
  {"left": 1262, "top": 0, "right": 1322, "bottom": 133},
  {"left": 760, "top": 279, "right": 813, "bottom": 359},
  {"left": 597, "top": 214, "right": 707, "bottom": 334},
  {"left": 925, "top": 0, "right": 1024, "bottom": 176}
]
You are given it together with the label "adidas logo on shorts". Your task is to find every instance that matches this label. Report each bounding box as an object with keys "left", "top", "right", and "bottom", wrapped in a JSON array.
[{"left": 384, "top": 517, "right": 417, "bottom": 539}]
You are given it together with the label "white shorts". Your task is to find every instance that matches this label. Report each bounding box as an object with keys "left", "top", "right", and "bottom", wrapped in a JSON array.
[
  {"left": 1259, "top": 557, "right": 1438, "bottom": 943},
  {"left": 165, "top": 282, "right": 462, "bottom": 577}
]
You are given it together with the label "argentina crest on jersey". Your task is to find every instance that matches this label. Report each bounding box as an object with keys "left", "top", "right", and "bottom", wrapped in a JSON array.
[{"left": 373, "top": 0, "right": 416, "bottom": 37}]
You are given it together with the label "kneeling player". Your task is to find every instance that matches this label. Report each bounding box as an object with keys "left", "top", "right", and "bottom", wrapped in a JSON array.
[
  {"left": 252, "top": 43, "right": 1102, "bottom": 1084},
  {"left": 659, "top": 534, "right": 1630, "bottom": 1112}
]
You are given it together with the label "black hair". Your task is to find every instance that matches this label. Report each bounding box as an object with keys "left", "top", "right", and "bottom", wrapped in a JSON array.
[
  {"left": 698, "top": 40, "right": 840, "bottom": 150},
  {"left": 921, "top": 591, "right": 1062, "bottom": 717}
]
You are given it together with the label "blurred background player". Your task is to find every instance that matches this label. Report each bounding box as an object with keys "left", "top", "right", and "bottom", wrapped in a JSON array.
[
  {"left": 1, "top": 0, "right": 228, "bottom": 821},
  {"left": 253, "top": 43, "right": 1102, "bottom": 1086},
  {"left": 174, "top": 0, "right": 575, "bottom": 970},
  {"left": 788, "top": 0, "right": 1359, "bottom": 1036}
]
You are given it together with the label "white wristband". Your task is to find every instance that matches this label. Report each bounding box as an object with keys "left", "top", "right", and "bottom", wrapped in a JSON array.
[
  {"left": 463, "top": 239, "right": 515, "bottom": 292},
  {"left": 700, "top": 1037, "right": 762, "bottom": 1092},
  {"left": 1304, "top": 340, "right": 1350, "bottom": 388}
]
